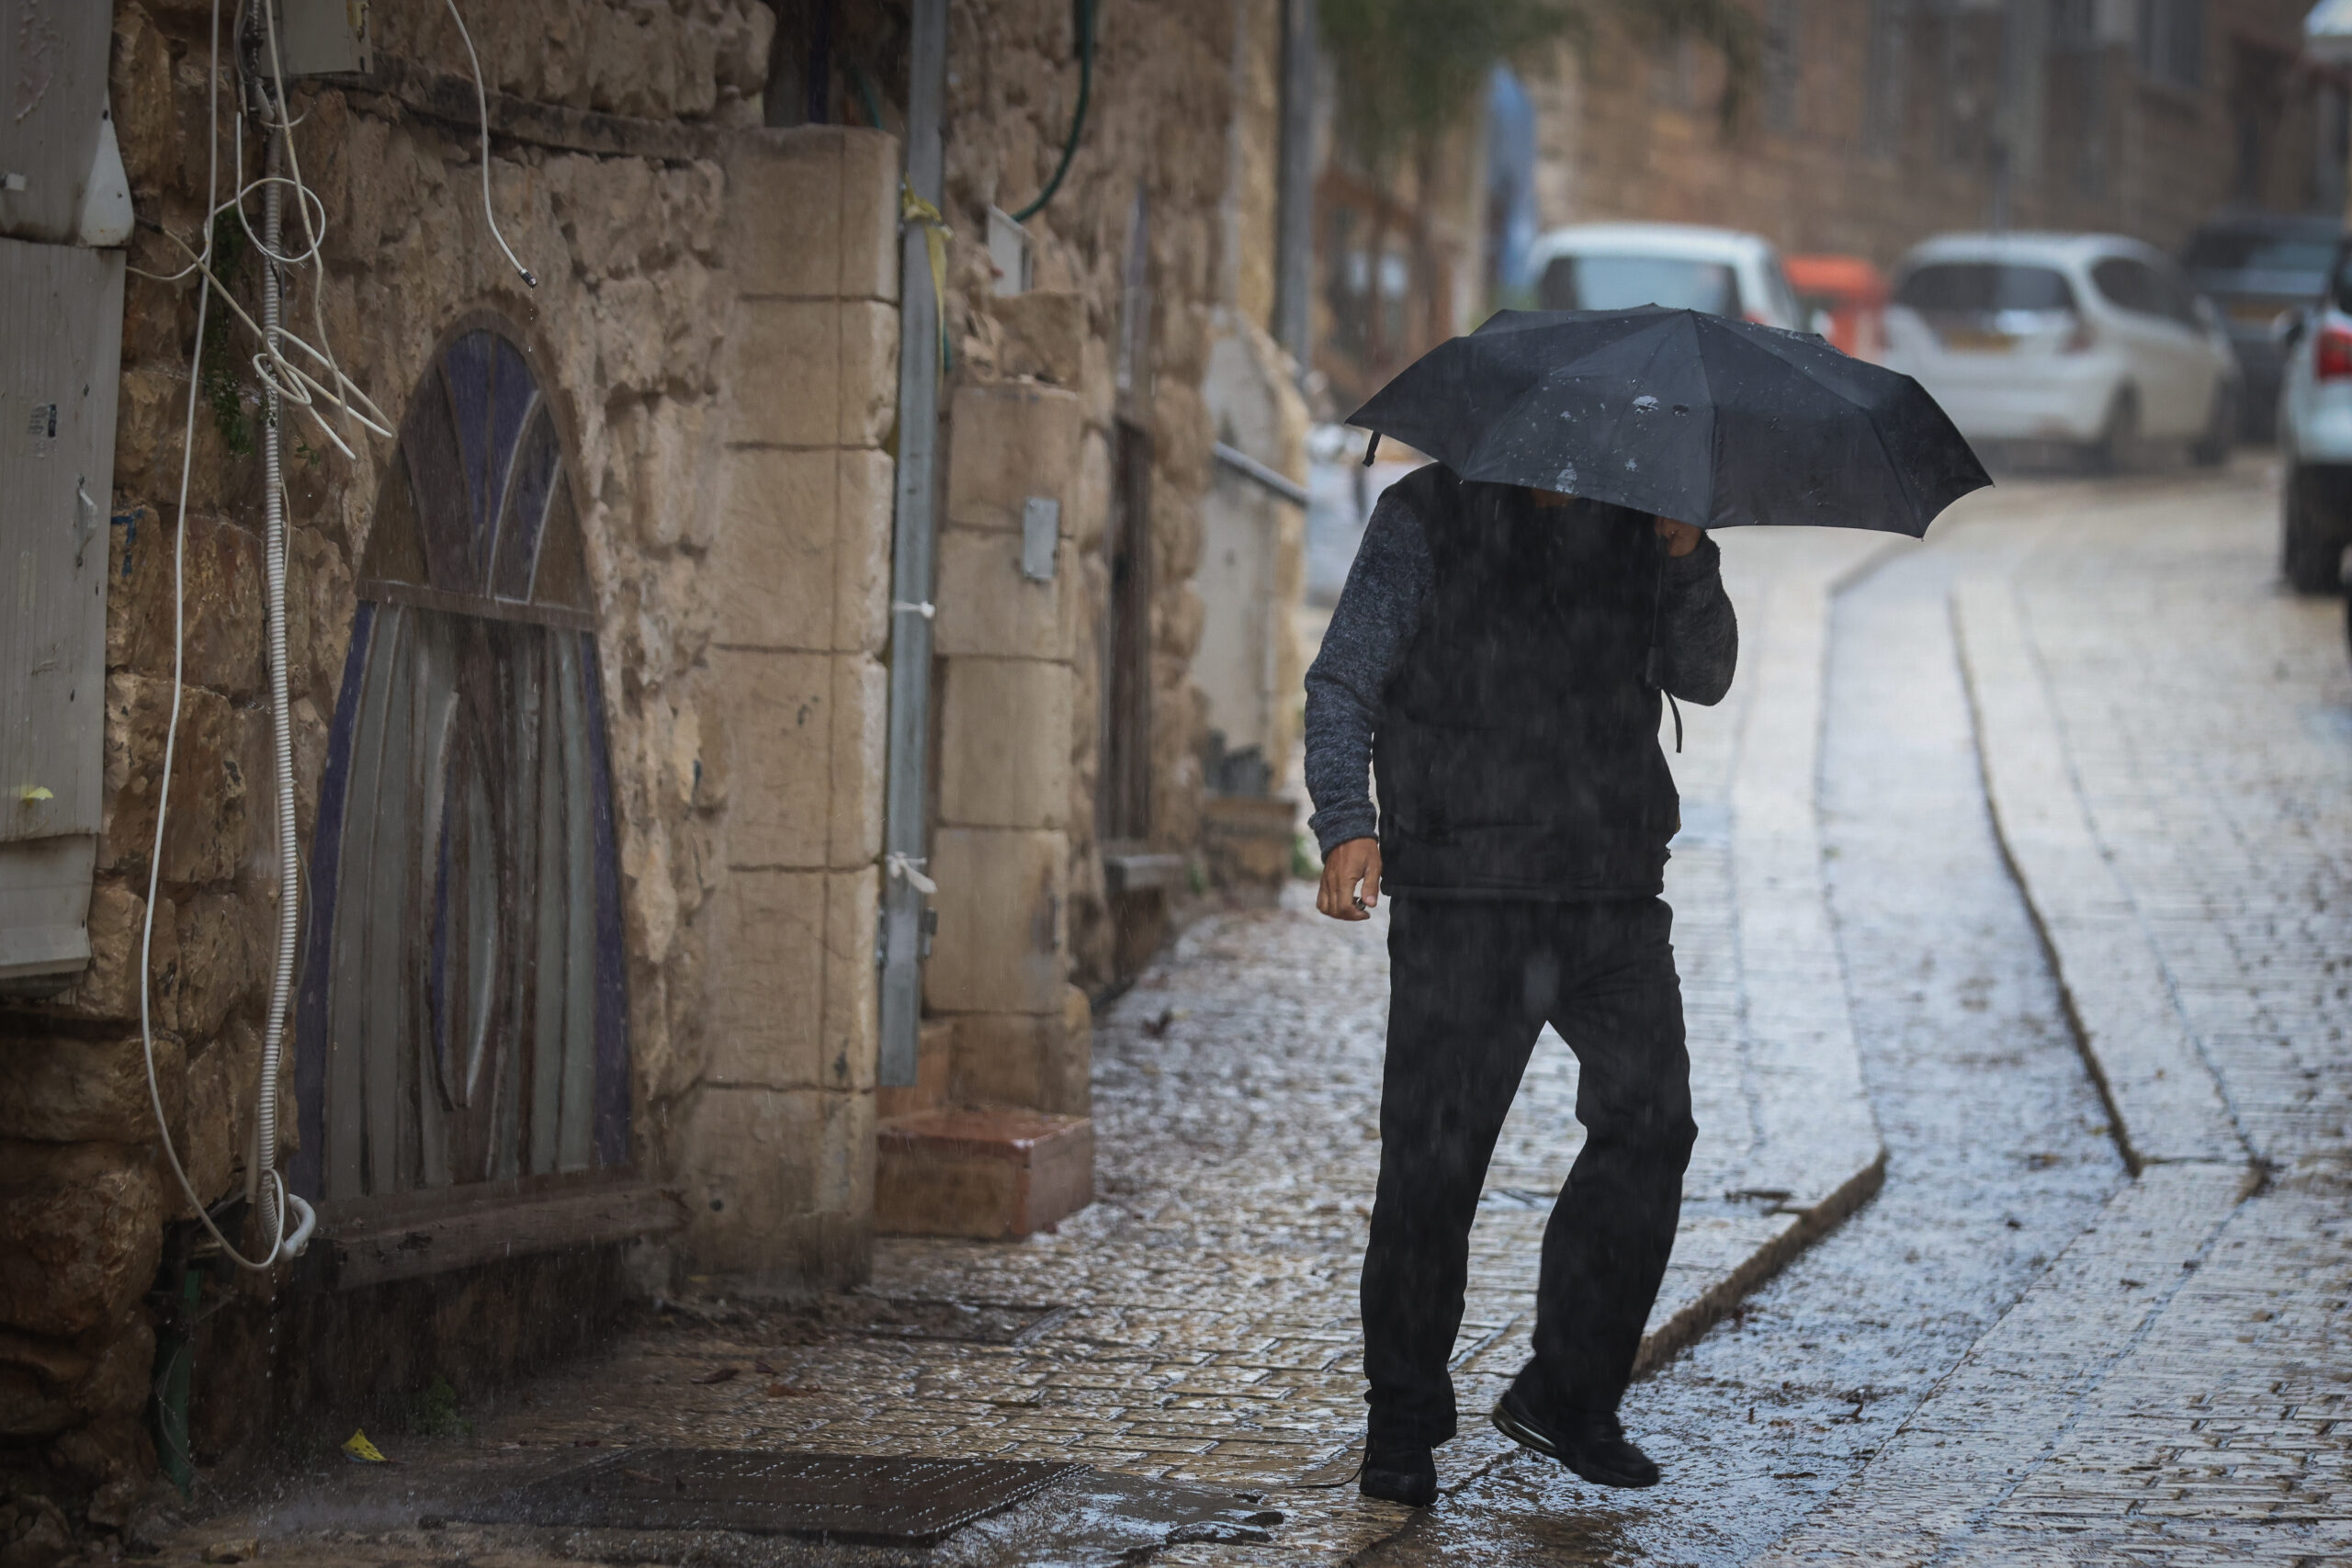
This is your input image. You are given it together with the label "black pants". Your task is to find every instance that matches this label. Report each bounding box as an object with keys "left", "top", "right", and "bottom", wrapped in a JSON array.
[{"left": 1361, "top": 896, "right": 1696, "bottom": 1447}]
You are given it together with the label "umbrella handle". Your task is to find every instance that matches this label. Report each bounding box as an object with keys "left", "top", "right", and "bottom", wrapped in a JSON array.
[{"left": 1363, "top": 432, "right": 1380, "bottom": 467}]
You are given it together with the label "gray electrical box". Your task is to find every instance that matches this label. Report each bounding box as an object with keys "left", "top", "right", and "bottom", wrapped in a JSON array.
[
  {"left": 0, "top": 0, "right": 115, "bottom": 244},
  {"left": 275, "top": 0, "right": 373, "bottom": 77},
  {"left": 1, "top": 237, "right": 122, "bottom": 985},
  {"left": 1, "top": 3, "right": 124, "bottom": 987}
]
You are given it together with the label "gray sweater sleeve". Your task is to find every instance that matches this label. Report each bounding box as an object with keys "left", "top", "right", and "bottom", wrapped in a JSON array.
[
  {"left": 1303, "top": 488, "right": 1432, "bottom": 853},
  {"left": 1657, "top": 534, "right": 1737, "bottom": 705}
]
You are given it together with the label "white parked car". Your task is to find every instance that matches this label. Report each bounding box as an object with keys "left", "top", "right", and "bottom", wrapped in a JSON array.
[
  {"left": 2274, "top": 237, "right": 2352, "bottom": 592},
  {"left": 1883, "top": 233, "right": 2238, "bottom": 468},
  {"left": 1524, "top": 222, "right": 1804, "bottom": 330}
]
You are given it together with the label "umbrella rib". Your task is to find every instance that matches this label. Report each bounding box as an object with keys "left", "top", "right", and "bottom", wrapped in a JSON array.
[
  {"left": 1739, "top": 331, "right": 1883, "bottom": 412},
  {"left": 1464, "top": 325, "right": 1650, "bottom": 478},
  {"left": 1681, "top": 314, "right": 1717, "bottom": 526},
  {"left": 1721, "top": 327, "right": 1928, "bottom": 527},
  {"left": 1759, "top": 334, "right": 1933, "bottom": 523},
  {"left": 1507, "top": 315, "right": 1698, "bottom": 513},
  {"left": 1760, "top": 333, "right": 1987, "bottom": 525}
]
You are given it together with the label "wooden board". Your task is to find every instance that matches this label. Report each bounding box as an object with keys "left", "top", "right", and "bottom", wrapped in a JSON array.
[{"left": 307, "top": 1176, "right": 688, "bottom": 1292}]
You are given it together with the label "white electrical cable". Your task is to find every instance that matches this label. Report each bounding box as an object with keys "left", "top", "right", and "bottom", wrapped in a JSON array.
[
  {"left": 139, "top": 0, "right": 309, "bottom": 1272},
  {"left": 152, "top": 230, "right": 390, "bottom": 462},
  {"left": 136, "top": 0, "right": 340, "bottom": 1272},
  {"left": 256, "top": 0, "right": 376, "bottom": 457},
  {"left": 129, "top": 3, "right": 394, "bottom": 463},
  {"left": 131, "top": 0, "right": 525, "bottom": 1274},
  {"left": 444, "top": 0, "right": 538, "bottom": 288}
]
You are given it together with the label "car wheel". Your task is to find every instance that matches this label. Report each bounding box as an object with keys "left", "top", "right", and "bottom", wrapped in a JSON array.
[
  {"left": 2190, "top": 383, "right": 2235, "bottom": 468},
  {"left": 2090, "top": 389, "right": 2139, "bottom": 473},
  {"left": 2282, "top": 465, "right": 2352, "bottom": 593}
]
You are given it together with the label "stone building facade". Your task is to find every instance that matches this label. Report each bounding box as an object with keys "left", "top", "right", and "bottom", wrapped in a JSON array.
[
  {"left": 1308, "top": 0, "right": 2343, "bottom": 404},
  {"left": 0, "top": 0, "right": 1304, "bottom": 1532},
  {"left": 1521, "top": 0, "right": 2335, "bottom": 267}
]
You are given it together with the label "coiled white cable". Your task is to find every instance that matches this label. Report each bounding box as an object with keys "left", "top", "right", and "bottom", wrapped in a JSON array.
[
  {"left": 130, "top": 0, "right": 525, "bottom": 1274},
  {"left": 138, "top": 0, "right": 314, "bottom": 1271},
  {"left": 135, "top": 0, "right": 332, "bottom": 1272}
]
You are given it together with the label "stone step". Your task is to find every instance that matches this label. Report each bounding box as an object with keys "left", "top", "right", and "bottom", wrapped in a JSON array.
[{"left": 875, "top": 1107, "right": 1094, "bottom": 1241}]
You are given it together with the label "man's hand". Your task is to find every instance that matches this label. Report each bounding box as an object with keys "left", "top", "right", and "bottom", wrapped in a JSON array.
[
  {"left": 1317, "top": 837, "right": 1383, "bottom": 921},
  {"left": 1654, "top": 515, "right": 1702, "bottom": 558}
]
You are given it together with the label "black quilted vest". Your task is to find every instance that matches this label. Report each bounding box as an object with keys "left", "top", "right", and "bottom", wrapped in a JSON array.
[{"left": 1373, "top": 467, "right": 1679, "bottom": 899}]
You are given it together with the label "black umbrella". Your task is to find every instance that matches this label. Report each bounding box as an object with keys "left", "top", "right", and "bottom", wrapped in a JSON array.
[{"left": 1346, "top": 307, "right": 1990, "bottom": 536}]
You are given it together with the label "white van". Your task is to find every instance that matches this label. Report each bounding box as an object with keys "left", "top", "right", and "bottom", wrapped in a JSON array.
[{"left": 1522, "top": 222, "right": 1804, "bottom": 330}]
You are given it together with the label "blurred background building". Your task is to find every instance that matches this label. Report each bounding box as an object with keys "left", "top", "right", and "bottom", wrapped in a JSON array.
[
  {"left": 1298, "top": 0, "right": 2352, "bottom": 608},
  {"left": 1309, "top": 0, "right": 2347, "bottom": 405}
]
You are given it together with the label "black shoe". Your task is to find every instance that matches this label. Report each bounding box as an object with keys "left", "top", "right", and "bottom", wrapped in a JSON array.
[
  {"left": 1491, "top": 1390, "right": 1660, "bottom": 1488},
  {"left": 1359, "top": 1443, "right": 1438, "bottom": 1507}
]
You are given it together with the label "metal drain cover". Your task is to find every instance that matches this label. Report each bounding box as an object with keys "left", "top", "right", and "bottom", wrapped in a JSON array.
[{"left": 474, "top": 1449, "right": 1087, "bottom": 1544}]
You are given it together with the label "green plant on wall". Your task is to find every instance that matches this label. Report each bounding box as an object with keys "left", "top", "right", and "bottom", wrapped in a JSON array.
[
  {"left": 1321, "top": 0, "right": 1756, "bottom": 176},
  {"left": 200, "top": 208, "right": 255, "bottom": 457}
]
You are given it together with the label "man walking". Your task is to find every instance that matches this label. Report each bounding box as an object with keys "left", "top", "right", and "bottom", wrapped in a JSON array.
[{"left": 1306, "top": 464, "right": 1737, "bottom": 1508}]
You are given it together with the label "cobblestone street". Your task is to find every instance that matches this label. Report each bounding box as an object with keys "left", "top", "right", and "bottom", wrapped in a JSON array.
[
  {"left": 1764, "top": 461, "right": 2352, "bottom": 1566},
  {"left": 162, "top": 461, "right": 2352, "bottom": 1566}
]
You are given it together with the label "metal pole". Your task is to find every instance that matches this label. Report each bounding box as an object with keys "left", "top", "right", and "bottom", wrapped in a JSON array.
[{"left": 878, "top": 0, "right": 948, "bottom": 1087}]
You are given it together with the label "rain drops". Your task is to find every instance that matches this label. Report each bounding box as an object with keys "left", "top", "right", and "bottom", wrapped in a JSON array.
[
  {"left": 1555, "top": 463, "right": 1579, "bottom": 490},
  {"left": 1634, "top": 395, "right": 1660, "bottom": 413}
]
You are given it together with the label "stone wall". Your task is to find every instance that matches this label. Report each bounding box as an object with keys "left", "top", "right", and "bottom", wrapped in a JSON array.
[
  {"left": 925, "top": 0, "right": 1243, "bottom": 1017},
  {"left": 685, "top": 127, "right": 899, "bottom": 1280},
  {"left": 0, "top": 0, "right": 902, "bottom": 1515},
  {"left": 1202, "top": 0, "right": 1310, "bottom": 812},
  {"left": 2, "top": 0, "right": 1294, "bottom": 1528}
]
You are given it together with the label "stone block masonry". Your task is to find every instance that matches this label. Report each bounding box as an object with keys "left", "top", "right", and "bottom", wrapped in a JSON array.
[
  {"left": 2, "top": 0, "right": 1296, "bottom": 1525},
  {"left": 1521, "top": 1, "right": 2328, "bottom": 280},
  {"left": 895, "top": 379, "right": 1096, "bottom": 1240},
  {"left": 0, "top": 0, "right": 915, "bottom": 1501},
  {"left": 691, "top": 125, "right": 901, "bottom": 1280},
  {"left": 935, "top": 0, "right": 1245, "bottom": 994}
]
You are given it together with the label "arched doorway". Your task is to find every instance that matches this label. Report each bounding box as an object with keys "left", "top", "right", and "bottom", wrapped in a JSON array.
[{"left": 293, "top": 315, "right": 628, "bottom": 1207}]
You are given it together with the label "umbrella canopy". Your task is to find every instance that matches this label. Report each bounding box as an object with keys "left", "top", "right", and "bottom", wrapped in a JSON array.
[{"left": 1346, "top": 307, "right": 1990, "bottom": 536}]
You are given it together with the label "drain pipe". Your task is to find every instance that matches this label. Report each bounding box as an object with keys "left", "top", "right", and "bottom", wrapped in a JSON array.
[
  {"left": 1273, "top": 0, "right": 1317, "bottom": 376},
  {"left": 247, "top": 115, "right": 297, "bottom": 1246},
  {"left": 877, "top": 0, "right": 949, "bottom": 1086}
]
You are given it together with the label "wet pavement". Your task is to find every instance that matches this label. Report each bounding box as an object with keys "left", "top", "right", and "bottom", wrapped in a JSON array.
[
  {"left": 158, "top": 533, "right": 1888, "bottom": 1564},
  {"left": 153, "top": 461, "right": 2352, "bottom": 1566},
  {"left": 1766, "top": 461, "right": 2352, "bottom": 1565},
  {"left": 1362, "top": 480, "right": 2130, "bottom": 1565}
]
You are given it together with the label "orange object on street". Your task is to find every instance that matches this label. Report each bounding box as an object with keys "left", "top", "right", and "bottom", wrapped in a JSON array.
[{"left": 1786, "top": 254, "right": 1892, "bottom": 362}]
